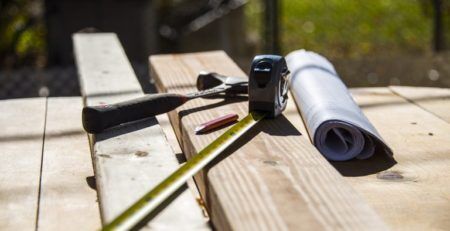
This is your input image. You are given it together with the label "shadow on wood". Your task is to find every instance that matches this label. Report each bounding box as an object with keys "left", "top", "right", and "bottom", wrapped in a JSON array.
[
  {"left": 85, "top": 176, "right": 96, "bottom": 190},
  {"left": 330, "top": 148, "right": 397, "bottom": 177},
  {"left": 179, "top": 96, "right": 248, "bottom": 118},
  {"left": 358, "top": 94, "right": 450, "bottom": 110},
  {"left": 0, "top": 129, "right": 85, "bottom": 143},
  {"left": 130, "top": 184, "right": 189, "bottom": 231},
  {"left": 95, "top": 117, "right": 160, "bottom": 141}
]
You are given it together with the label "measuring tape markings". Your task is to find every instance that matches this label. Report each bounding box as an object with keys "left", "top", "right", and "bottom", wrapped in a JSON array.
[
  {"left": 103, "top": 54, "right": 289, "bottom": 230},
  {"left": 103, "top": 111, "right": 266, "bottom": 230}
]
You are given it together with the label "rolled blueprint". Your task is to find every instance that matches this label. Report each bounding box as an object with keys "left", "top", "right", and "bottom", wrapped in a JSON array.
[{"left": 286, "top": 50, "right": 392, "bottom": 161}]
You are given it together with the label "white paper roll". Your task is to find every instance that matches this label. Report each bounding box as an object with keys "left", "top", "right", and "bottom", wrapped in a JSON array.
[{"left": 286, "top": 50, "right": 392, "bottom": 161}]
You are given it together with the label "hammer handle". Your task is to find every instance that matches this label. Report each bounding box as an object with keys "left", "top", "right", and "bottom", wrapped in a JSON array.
[{"left": 82, "top": 93, "right": 188, "bottom": 133}]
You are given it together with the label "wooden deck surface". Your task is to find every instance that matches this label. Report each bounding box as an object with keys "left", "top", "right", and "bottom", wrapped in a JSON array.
[
  {"left": 1, "top": 34, "right": 449, "bottom": 230},
  {"left": 150, "top": 51, "right": 387, "bottom": 230},
  {"left": 73, "top": 33, "right": 208, "bottom": 230},
  {"left": 149, "top": 51, "right": 450, "bottom": 230},
  {"left": 348, "top": 87, "right": 450, "bottom": 230},
  {"left": 0, "top": 97, "right": 100, "bottom": 230}
]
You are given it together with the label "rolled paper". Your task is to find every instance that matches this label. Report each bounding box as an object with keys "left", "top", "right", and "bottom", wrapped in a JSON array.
[{"left": 286, "top": 50, "right": 392, "bottom": 161}]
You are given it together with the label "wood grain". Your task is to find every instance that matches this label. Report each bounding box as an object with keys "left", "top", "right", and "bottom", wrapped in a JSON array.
[
  {"left": 346, "top": 87, "right": 450, "bottom": 230},
  {"left": 73, "top": 33, "right": 208, "bottom": 229},
  {"left": 37, "top": 97, "right": 101, "bottom": 230},
  {"left": 150, "top": 51, "right": 387, "bottom": 230},
  {"left": 0, "top": 98, "right": 46, "bottom": 230},
  {"left": 390, "top": 86, "right": 450, "bottom": 123},
  {"left": 155, "top": 113, "right": 209, "bottom": 217}
]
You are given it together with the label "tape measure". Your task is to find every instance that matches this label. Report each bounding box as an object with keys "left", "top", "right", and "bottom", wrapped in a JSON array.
[{"left": 103, "top": 55, "right": 290, "bottom": 231}]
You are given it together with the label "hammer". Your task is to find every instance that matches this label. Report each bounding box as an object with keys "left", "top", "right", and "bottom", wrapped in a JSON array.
[{"left": 82, "top": 72, "right": 248, "bottom": 133}]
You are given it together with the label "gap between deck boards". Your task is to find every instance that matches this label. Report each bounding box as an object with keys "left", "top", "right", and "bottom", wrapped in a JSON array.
[{"left": 0, "top": 97, "right": 101, "bottom": 230}]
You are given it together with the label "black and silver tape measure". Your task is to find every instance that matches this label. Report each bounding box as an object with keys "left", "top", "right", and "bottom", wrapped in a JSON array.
[{"left": 103, "top": 55, "right": 290, "bottom": 231}]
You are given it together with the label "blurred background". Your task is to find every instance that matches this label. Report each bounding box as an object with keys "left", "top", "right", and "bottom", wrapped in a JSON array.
[{"left": 0, "top": 0, "right": 449, "bottom": 99}]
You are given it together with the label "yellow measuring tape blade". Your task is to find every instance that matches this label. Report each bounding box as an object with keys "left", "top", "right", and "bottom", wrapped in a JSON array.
[{"left": 103, "top": 111, "right": 266, "bottom": 230}]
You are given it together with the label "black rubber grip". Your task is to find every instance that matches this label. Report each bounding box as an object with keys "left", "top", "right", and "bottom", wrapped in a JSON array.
[{"left": 82, "top": 93, "right": 188, "bottom": 133}]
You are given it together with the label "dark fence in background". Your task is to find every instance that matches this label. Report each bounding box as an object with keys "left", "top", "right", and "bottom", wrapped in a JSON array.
[
  {"left": 0, "top": 63, "right": 152, "bottom": 99},
  {"left": 1, "top": 0, "right": 450, "bottom": 99},
  {"left": 45, "top": 0, "right": 249, "bottom": 65},
  {"left": 0, "top": 67, "right": 79, "bottom": 99},
  {"left": 1, "top": 0, "right": 249, "bottom": 99},
  {"left": 429, "top": 0, "right": 448, "bottom": 52}
]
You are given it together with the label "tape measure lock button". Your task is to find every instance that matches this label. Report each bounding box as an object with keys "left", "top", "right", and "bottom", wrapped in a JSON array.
[{"left": 253, "top": 60, "right": 273, "bottom": 88}]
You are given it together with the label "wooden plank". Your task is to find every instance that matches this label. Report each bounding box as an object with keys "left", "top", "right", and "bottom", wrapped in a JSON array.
[
  {"left": 343, "top": 87, "right": 450, "bottom": 230},
  {"left": 0, "top": 98, "right": 46, "bottom": 230},
  {"left": 390, "top": 86, "right": 450, "bottom": 123},
  {"left": 150, "top": 51, "right": 387, "bottom": 230},
  {"left": 73, "top": 33, "right": 208, "bottom": 229},
  {"left": 155, "top": 113, "right": 209, "bottom": 217},
  {"left": 37, "top": 97, "right": 101, "bottom": 230}
]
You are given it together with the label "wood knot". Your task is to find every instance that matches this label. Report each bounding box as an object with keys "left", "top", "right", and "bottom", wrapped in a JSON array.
[
  {"left": 377, "top": 170, "right": 404, "bottom": 181},
  {"left": 98, "top": 154, "right": 111, "bottom": 158},
  {"left": 135, "top": 151, "right": 149, "bottom": 157},
  {"left": 263, "top": 160, "right": 279, "bottom": 166}
]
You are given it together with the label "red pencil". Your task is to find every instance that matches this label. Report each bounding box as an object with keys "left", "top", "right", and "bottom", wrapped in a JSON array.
[{"left": 195, "top": 114, "right": 239, "bottom": 134}]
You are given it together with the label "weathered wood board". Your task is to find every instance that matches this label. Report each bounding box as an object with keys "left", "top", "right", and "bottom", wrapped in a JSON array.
[
  {"left": 150, "top": 51, "right": 387, "bottom": 230},
  {"left": 73, "top": 33, "right": 208, "bottom": 229},
  {"left": 155, "top": 113, "right": 208, "bottom": 216},
  {"left": 390, "top": 86, "right": 450, "bottom": 123},
  {"left": 37, "top": 97, "right": 101, "bottom": 230},
  {"left": 0, "top": 98, "right": 46, "bottom": 230},
  {"left": 344, "top": 87, "right": 450, "bottom": 230}
]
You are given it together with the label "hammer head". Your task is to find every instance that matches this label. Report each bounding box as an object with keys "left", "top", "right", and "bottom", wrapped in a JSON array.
[{"left": 197, "top": 71, "right": 248, "bottom": 94}]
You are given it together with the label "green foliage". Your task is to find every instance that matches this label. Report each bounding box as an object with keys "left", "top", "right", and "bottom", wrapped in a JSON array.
[
  {"left": 0, "top": 0, "right": 45, "bottom": 66},
  {"left": 247, "top": 0, "right": 434, "bottom": 58}
]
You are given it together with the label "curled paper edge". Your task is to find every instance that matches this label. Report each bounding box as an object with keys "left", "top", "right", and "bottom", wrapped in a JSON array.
[{"left": 286, "top": 49, "right": 393, "bottom": 161}]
